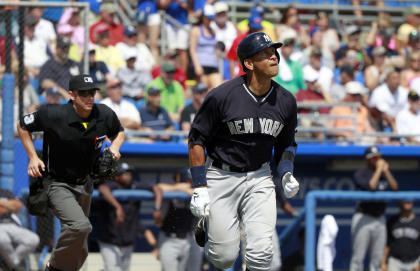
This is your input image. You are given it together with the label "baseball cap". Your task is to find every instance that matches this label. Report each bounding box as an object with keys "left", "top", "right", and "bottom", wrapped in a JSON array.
[
  {"left": 115, "top": 162, "right": 131, "bottom": 175},
  {"left": 192, "top": 83, "right": 208, "bottom": 93},
  {"left": 372, "top": 46, "right": 386, "bottom": 57},
  {"left": 309, "top": 27, "right": 321, "bottom": 38},
  {"left": 107, "top": 80, "right": 122, "bottom": 89},
  {"left": 345, "top": 81, "right": 367, "bottom": 95},
  {"left": 161, "top": 62, "right": 176, "bottom": 73},
  {"left": 310, "top": 48, "right": 322, "bottom": 57},
  {"left": 123, "top": 49, "right": 137, "bottom": 60},
  {"left": 279, "top": 29, "right": 297, "bottom": 44},
  {"left": 250, "top": 4, "right": 264, "bottom": 16},
  {"left": 147, "top": 86, "right": 160, "bottom": 95},
  {"left": 203, "top": 5, "right": 216, "bottom": 19},
  {"left": 100, "top": 2, "right": 117, "bottom": 13},
  {"left": 303, "top": 66, "right": 319, "bottom": 82},
  {"left": 404, "top": 5, "right": 420, "bottom": 17},
  {"left": 214, "top": 2, "right": 229, "bottom": 14},
  {"left": 364, "top": 146, "right": 381, "bottom": 159},
  {"left": 408, "top": 90, "right": 420, "bottom": 101},
  {"left": 57, "top": 37, "right": 71, "bottom": 48},
  {"left": 409, "top": 30, "right": 420, "bottom": 41},
  {"left": 124, "top": 25, "right": 137, "bottom": 36},
  {"left": 345, "top": 25, "right": 361, "bottom": 36},
  {"left": 69, "top": 74, "right": 99, "bottom": 92},
  {"left": 248, "top": 14, "right": 263, "bottom": 30},
  {"left": 25, "top": 15, "right": 37, "bottom": 27}
]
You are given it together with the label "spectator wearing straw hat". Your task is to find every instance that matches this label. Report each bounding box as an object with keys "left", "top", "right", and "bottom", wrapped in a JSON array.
[
  {"left": 90, "top": 2, "right": 124, "bottom": 45},
  {"left": 397, "top": 6, "right": 420, "bottom": 49}
]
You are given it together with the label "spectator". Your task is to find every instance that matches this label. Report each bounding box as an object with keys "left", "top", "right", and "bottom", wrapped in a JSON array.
[
  {"left": 301, "top": 27, "right": 335, "bottom": 70},
  {"left": 45, "top": 87, "right": 62, "bottom": 105},
  {"left": 401, "top": 50, "right": 420, "bottom": 89},
  {"left": 396, "top": 88, "right": 420, "bottom": 144},
  {"left": 350, "top": 146, "right": 398, "bottom": 271},
  {"left": 334, "top": 48, "right": 365, "bottom": 86},
  {"left": 0, "top": 188, "right": 40, "bottom": 270},
  {"left": 151, "top": 50, "right": 187, "bottom": 91},
  {"left": 405, "top": 30, "right": 420, "bottom": 57},
  {"left": 139, "top": 87, "right": 174, "bottom": 142},
  {"left": 94, "top": 26, "right": 125, "bottom": 76},
  {"left": 335, "top": 25, "right": 363, "bottom": 66},
  {"left": 329, "top": 81, "right": 374, "bottom": 141},
  {"left": 116, "top": 49, "right": 152, "bottom": 101},
  {"left": 115, "top": 25, "right": 156, "bottom": 73},
  {"left": 314, "top": 11, "right": 340, "bottom": 53},
  {"left": 369, "top": 68, "right": 408, "bottom": 120},
  {"left": 57, "top": 25, "right": 82, "bottom": 63},
  {"left": 57, "top": 7, "right": 84, "bottom": 50},
  {"left": 210, "top": 2, "right": 238, "bottom": 54},
  {"left": 274, "top": 31, "right": 305, "bottom": 95},
  {"left": 397, "top": 6, "right": 420, "bottom": 50},
  {"left": 364, "top": 46, "right": 389, "bottom": 92},
  {"left": 226, "top": 13, "right": 263, "bottom": 79},
  {"left": 38, "top": 37, "right": 82, "bottom": 100},
  {"left": 303, "top": 48, "right": 334, "bottom": 93},
  {"left": 28, "top": 7, "right": 57, "bottom": 54},
  {"left": 276, "top": 5, "right": 309, "bottom": 49},
  {"left": 189, "top": 4, "right": 222, "bottom": 90},
  {"left": 90, "top": 2, "right": 124, "bottom": 45},
  {"left": 365, "top": 13, "right": 396, "bottom": 52},
  {"left": 145, "top": 62, "right": 185, "bottom": 122},
  {"left": 330, "top": 64, "right": 355, "bottom": 102},
  {"left": 237, "top": 4, "right": 277, "bottom": 42},
  {"left": 20, "top": 14, "right": 49, "bottom": 78},
  {"left": 297, "top": 68, "right": 332, "bottom": 112},
  {"left": 12, "top": 64, "right": 39, "bottom": 114},
  {"left": 101, "top": 81, "right": 142, "bottom": 130},
  {"left": 97, "top": 162, "right": 163, "bottom": 271},
  {"left": 136, "top": 0, "right": 160, "bottom": 62},
  {"left": 382, "top": 200, "right": 420, "bottom": 271},
  {"left": 351, "top": 0, "right": 384, "bottom": 20},
  {"left": 158, "top": 0, "right": 190, "bottom": 72},
  {"left": 180, "top": 83, "right": 208, "bottom": 132},
  {"left": 88, "top": 44, "right": 113, "bottom": 93}
]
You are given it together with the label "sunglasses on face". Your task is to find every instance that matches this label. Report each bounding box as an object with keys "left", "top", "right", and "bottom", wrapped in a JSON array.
[{"left": 77, "top": 90, "right": 96, "bottom": 97}]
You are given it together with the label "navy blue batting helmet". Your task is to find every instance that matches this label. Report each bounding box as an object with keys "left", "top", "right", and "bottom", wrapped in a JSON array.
[{"left": 237, "top": 32, "right": 282, "bottom": 70}]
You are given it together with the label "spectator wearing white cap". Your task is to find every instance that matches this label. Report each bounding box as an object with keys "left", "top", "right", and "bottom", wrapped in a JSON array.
[
  {"left": 329, "top": 81, "right": 374, "bottom": 141},
  {"left": 210, "top": 2, "right": 237, "bottom": 54},
  {"left": 116, "top": 48, "right": 153, "bottom": 101},
  {"left": 369, "top": 68, "right": 408, "bottom": 120},
  {"left": 189, "top": 4, "right": 222, "bottom": 90},
  {"left": 396, "top": 81, "right": 420, "bottom": 144},
  {"left": 303, "top": 48, "right": 333, "bottom": 93},
  {"left": 115, "top": 25, "right": 156, "bottom": 72}
]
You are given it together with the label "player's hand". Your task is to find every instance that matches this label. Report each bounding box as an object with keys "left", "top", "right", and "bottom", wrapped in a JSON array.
[
  {"left": 153, "top": 210, "right": 162, "bottom": 227},
  {"left": 190, "top": 187, "right": 210, "bottom": 217},
  {"left": 115, "top": 206, "right": 125, "bottom": 225},
  {"left": 282, "top": 172, "right": 299, "bottom": 198},
  {"left": 28, "top": 157, "right": 46, "bottom": 178}
]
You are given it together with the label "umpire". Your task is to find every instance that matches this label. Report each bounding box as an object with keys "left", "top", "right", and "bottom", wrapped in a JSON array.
[{"left": 17, "top": 74, "right": 125, "bottom": 271}]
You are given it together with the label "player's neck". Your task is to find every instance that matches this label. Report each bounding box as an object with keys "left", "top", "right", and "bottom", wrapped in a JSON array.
[{"left": 246, "top": 74, "right": 272, "bottom": 96}]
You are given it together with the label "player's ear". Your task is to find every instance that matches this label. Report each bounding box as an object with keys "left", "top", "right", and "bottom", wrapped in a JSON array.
[{"left": 244, "top": 58, "right": 254, "bottom": 71}]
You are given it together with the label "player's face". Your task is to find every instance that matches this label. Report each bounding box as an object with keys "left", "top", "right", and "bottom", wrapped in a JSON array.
[{"left": 250, "top": 47, "right": 279, "bottom": 77}]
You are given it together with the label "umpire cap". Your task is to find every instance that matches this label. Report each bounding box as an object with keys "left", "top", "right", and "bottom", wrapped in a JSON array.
[
  {"left": 237, "top": 32, "right": 282, "bottom": 71},
  {"left": 69, "top": 74, "right": 100, "bottom": 92}
]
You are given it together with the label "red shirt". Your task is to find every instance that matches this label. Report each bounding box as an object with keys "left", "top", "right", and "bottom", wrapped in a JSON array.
[
  {"left": 226, "top": 33, "right": 248, "bottom": 77},
  {"left": 151, "top": 66, "right": 187, "bottom": 91},
  {"left": 89, "top": 21, "right": 124, "bottom": 46},
  {"left": 296, "top": 88, "right": 330, "bottom": 114}
]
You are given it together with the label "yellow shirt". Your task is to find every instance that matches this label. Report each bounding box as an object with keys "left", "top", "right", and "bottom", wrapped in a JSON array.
[
  {"left": 95, "top": 45, "right": 125, "bottom": 75},
  {"left": 237, "top": 19, "right": 277, "bottom": 42}
]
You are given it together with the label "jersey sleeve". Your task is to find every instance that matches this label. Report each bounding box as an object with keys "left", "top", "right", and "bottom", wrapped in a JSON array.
[
  {"left": 274, "top": 97, "right": 298, "bottom": 164},
  {"left": 19, "top": 106, "right": 48, "bottom": 132},
  {"left": 188, "top": 91, "right": 221, "bottom": 146}
]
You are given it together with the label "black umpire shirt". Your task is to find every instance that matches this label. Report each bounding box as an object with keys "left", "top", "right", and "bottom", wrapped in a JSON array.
[
  {"left": 20, "top": 101, "right": 123, "bottom": 181},
  {"left": 189, "top": 75, "right": 297, "bottom": 169},
  {"left": 387, "top": 214, "right": 420, "bottom": 262}
]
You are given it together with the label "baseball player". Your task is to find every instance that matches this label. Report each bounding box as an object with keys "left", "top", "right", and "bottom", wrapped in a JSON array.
[
  {"left": 17, "top": 74, "right": 125, "bottom": 271},
  {"left": 188, "top": 32, "right": 300, "bottom": 271}
]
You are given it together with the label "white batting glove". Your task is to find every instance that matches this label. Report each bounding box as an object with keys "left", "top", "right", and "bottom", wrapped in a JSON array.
[
  {"left": 190, "top": 187, "right": 210, "bottom": 217},
  {"left": 282, "top": 172, "right": 299, "bottom": 198}
]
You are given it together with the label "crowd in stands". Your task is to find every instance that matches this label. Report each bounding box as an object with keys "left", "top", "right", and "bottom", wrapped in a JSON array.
[{"left": 1, "top": 1, "right": 420, "bottom": 145}]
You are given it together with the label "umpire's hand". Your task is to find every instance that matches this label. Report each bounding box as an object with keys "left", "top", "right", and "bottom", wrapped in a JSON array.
[
  {"left": 28, "top": 156, "right": 45, "bottom": 177},
  {"left": 282, "top": 172, "right": 299, "bottom": 198},
  {"left": 190, "top": 187, "right": 210, "bottom": 217}
]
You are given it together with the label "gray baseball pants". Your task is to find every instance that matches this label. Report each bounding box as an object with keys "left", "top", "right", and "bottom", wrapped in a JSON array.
[
  {"left": 0, "top": 223, "right": 39, "bottom": 268},
  {"left": 98, "top": 241, "right": 133, "bottom": 271},
  {"left": 47, "top": 180, "right": 93, "bottom": 271},
  {"left": 388, "top": 256, "right": 419, "bottom": 271},
  {"left": 158, "top": 231, "right": 192, "bottom": 271},
  {"left": 350, "top": 212, "right": 386, "bottom": 271},
  {"left": 204, "top": 161, "right": 277, "bottom": 271}
]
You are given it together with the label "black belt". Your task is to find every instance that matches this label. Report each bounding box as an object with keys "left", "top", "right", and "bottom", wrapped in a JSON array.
[
  {"left": 164, "top": 232, "right": 188, "bottom": 239},
  {"left": 211, "top": 159, "right": 266, "bottom": 173}
]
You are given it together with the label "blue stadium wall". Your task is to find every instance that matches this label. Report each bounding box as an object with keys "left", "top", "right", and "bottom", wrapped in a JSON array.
[{"left": 14, "top": 140, "right": 420, "bottom": 269}]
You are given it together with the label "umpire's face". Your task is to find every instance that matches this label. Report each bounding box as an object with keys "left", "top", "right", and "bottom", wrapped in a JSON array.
[
  {"left": 245, "top": 47, "right": 279, "bottom": 78},
  {"left": 69, "top": 89, "right": 96, "bottom": 112}
]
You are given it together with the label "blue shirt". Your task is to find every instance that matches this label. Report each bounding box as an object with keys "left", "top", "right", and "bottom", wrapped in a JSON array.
[
  {"left": 166, "top": 1, "right": 188, "bottom": 25},
  {"left": 140, "top": 106, "right": 172, "bottom": 130},
  {"left": 89, "top": 61, "right": 109, "bottom": 85}
]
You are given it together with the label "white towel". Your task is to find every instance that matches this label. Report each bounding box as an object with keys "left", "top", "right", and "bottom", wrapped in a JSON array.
[
  {"left": 317, "top": 214, "right": 339, "bottom": 271},
  {"left": 278, "top": 51, "right": 293, "bottom": 82}
]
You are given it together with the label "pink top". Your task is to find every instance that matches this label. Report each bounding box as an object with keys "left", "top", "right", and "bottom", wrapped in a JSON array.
[
  {"left": 375, "top": 35, "right": 396, "bottom": 50},
  {"left": 57, "top": 8, "right": 85, "bottom": 49}
]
